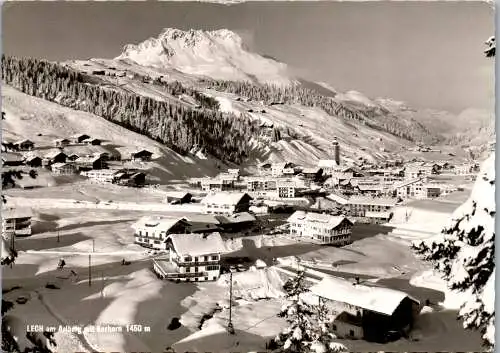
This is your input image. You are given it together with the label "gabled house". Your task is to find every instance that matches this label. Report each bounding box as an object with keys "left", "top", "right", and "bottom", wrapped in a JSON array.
[
  {"left": 201, "top": 192, "right": 253, "bottom": 215},
  {"left": 54, "top": 138, "right": 71, "bottom": 148},
  {"left": 14, "top": 139, "right": 35, "bottom": 151},
  {"left": 2, "top": 152, "right": 24, "bottom": 167},
  {"left": 346, "top": 197, "right": 397, "bottom": 223},
  {"left": 287, "top": 211, "right": 353, "bottom": 246},
  {"left": 394, "top": 178, "right": 424, "bottom": 199},
  {"left": 164, "top": 191, "right": 193, "bottom": 205},
  {"left": 301, "top": 167, "right": 323, "bottom": 182},
  {"left": 23, "top": 154, "right": 42, "bottom": 168},
  {"left": 152, "top": 232, "right": 226, "bottom": 282},
  {"left": 131, "top": 216, "right": 191, "bottom": 250},
  {"left": 309, "top": 277, "right": 420, "bottom": 343},
  {"left": 2, "top": 207, "right": 33, "bottom": 236},
  {"left": 44, "top": 151, "right": 67, "bottom": 165},
  {"left": 70, "top": 134, "right": 91, "bottom": 144},
  {"left": 51, "top": 162, "right": 77, "bottom": 176},
  {"left": 75, "top": 155, "right": 106, "bottom": 170},
  {"left": 116, "top": 171, "right": 146, "bottom": 187},
  {"left": 131, "top": 149, "right": 153, "bottom": 162}
]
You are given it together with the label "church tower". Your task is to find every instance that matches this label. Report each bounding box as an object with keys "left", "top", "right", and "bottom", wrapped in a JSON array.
[{"left": 332, "top": 137, "right": 340, "bottom": 166}]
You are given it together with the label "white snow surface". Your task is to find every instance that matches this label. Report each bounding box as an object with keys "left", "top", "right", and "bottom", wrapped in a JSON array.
[
  {"left": 217, "top": 267, "right": 286, "bottom": 300},
  {"left": 117, "top": 28, "right": 295, "bottom": 85}
]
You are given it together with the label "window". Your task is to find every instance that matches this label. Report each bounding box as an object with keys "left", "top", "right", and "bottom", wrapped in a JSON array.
[
  {"left": 332, "top": 324, "right": 337, "bottom": 331},
  {"left": 195, "top": 267, "right": 199, "bottom": 273},
  {"left": 204, "top": 256, "right": 208, "bottom": 261},
  {"left": 205, "top": 277, "right": 208, "bottom": 281},
  {"left": 211, "top": 255, "right": 218, "bottom": 260},
  {"left": 184, "top": 256, "right": 192, "bottom": 262},
  {"left": 186, "top": 267, "right": 191, "bottom": 273},
  {"left": 194, "top": 257, "right": 198, "bottom": 262},
  {"left": 349, "top": 330, "right": 354, "bottom": 337}
]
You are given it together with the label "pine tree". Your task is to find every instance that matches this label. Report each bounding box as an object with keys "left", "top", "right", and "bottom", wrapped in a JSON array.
[
  {"left": 412, "top": 36, "right": 496, "bottom": 349},
  {"left": 271, "top": 271, "right": 347, "bottom": 353},
  {"left": 412, "top": 153, "right": 495, "bottom": 348}
]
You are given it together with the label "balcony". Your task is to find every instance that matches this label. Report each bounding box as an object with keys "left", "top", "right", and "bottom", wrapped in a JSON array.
[
  {"left": 175, "top": 260, "right": 220, "bottom": 267},
  {"left": 153, "top": 260, "right": 208, "bottom": 279}
]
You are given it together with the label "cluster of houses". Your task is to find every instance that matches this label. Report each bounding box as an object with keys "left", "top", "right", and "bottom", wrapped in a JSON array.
[{"left": 2, "top": 134, "right": 155, "bottom": 188}]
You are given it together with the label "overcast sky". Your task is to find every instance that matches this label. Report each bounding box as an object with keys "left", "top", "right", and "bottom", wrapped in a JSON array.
[{"left": 2, "top": 1, "right": 494, "bottom": 113}]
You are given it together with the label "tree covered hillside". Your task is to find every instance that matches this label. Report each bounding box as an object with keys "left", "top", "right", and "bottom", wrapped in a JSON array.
[
  {"left": 206, "top": 80, "right": 438, "bottom": 143},
  {"left": 1, "top": 55, "right": 257, "bottom": 164}
]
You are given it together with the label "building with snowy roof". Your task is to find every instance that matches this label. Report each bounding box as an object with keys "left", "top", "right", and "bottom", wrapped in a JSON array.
[
  {"left": 346, "top": 196, "right": 397, "bottom": 218},
  {"left": 317, "top": 159, "right": 340, "bottom": 176},
  {"left": 131, "top": 216, "right": 190, "bottom": 250},
  {"left": 152, "top": 232, "right": 227, "bottom": 282},
  {"left": 287, "top": 211, "right": 353, "bottom": 246},
  {"left": 201, "top": 192, "right": 252, "bottom": 215},
  {"left": 309, "top": 276, "right": 421, "bottom": 342}
]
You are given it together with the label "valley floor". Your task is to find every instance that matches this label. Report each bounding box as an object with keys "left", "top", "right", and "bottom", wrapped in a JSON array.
[{"left": 2, "top": 188, "right": 484, "bottom": 352}]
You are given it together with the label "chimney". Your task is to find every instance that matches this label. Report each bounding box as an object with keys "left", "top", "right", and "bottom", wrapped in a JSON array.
[{"left": 332, "top": 137, "right": 340, "bottom": 166}]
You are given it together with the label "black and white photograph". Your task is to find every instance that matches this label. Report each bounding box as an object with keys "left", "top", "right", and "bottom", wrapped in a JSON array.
[{"left": 1, "top": 1, "right": 495, "bottom": 352}]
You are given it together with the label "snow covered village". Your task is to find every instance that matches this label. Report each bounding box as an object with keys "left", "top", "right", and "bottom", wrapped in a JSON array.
[{"left": 1, "top": 2, "right": 495, "bottom": 353}]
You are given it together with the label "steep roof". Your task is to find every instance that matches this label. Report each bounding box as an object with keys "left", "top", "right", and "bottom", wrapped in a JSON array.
[
  {"left": 131, "top": 216, "right": 187, "bottom": 232},
  {"left": 287, "top": 211, "right": 352, "bottom": 229},
  {"left": 309, "top": 276, "right": 419, "bottom": 316},
  {"left": 201, "top": 192, "right": 252, "bottom": 206},
  {"left": 326, "top": 193, "right": 350, "bottom": 205},
  {"left": 44, "top": 150, "right": 67, "bottom": 159},
  {"left": 168, "top": 232, "right": 227, "bottom": 256}
]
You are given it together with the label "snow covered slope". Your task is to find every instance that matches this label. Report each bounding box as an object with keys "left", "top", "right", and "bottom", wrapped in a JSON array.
[
  {"left": 116, "top": 28, "right": 295, "bottom": 85},
  {"left": 1, "top": 85, "right": 223, "bottom": 182}
]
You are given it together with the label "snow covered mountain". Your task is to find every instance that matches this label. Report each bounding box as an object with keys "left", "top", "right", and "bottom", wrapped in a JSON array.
[
  {"left": 116, "top": 28, "right": 295, "bottom": 85},
  {"left": 412, "top": 152, "right": 495, "bottom": 346}
]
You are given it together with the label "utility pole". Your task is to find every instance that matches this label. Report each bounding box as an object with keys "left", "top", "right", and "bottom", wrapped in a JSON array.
[
  {"left": 227, "top": 271, "right": 235, "bottom": 335},
  {"left": 92, "top": 239, "right": 95, "bottom": 253},
  {"left": 88, "top": 254, "right": 91, "bottom": 287},
  {"left": 101, "top": 272, "right": 104, "bottom": 298},
  {"left": 57, "top": 231, "right": 60, "bottom": 243}
]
